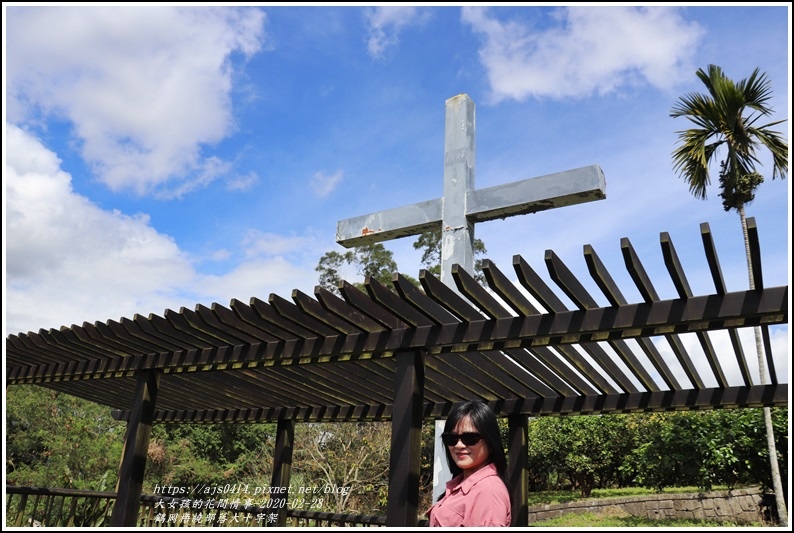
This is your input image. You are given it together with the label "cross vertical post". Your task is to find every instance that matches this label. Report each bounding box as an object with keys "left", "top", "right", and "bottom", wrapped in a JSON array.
[
  {"left": 431, "top": 94, "right": 478, "bottom": 503},
  {"left": 441, "top": 94, "right": 476, "bottom": 283}
]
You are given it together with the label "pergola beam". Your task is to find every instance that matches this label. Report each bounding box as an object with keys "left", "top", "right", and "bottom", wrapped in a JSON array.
[
  {"left": 101, "top": 384, "right": 787, "bottom": 424},
  {"left": 6, "top": 286, "right": 787, "bottom": 385}
]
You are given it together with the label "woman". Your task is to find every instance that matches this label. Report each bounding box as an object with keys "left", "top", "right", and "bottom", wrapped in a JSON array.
[{"left": 427, "top": 400, "right": 511, "bottom": 527}]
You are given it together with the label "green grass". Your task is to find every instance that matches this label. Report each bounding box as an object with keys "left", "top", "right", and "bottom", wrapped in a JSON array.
[
  {"left": 526, "top": 485, "right": 733, "bottom": 506},
  {"left": 528, "top": 512, "right": 755, "bottom": 527}
]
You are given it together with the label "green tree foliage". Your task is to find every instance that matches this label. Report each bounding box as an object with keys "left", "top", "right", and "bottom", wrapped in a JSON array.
[
  {"left": 625, "top": 412, "right": 705, "bottom": 491},
  {"left": 316, "top": 243, "right": 404, "bottom": 294},
  {"left": 670, "top": 64, "right": 787, "bottom": 205},
  {"left": 525, "top": 410, "right": 788, "bottom": 497},
  {"left": 527, "top": 415, "right": 636, "bottom": 497},
  {"left": 143, "top": 423, "right": 277, "bottom": 491},
  {"left": 625, "top": 409, "right": 788, "bottom": 492},
  {"left": 412, "top": 228, "right": 487, "bottom": 283},
  {"left": 316, "top": 229, "right": 487, "bottom": 294},
  {"left": 5, "top": 385, "right": 124, "bottom": 490}
]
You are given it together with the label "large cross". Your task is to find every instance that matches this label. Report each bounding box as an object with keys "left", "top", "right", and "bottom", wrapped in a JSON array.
[
  {"left": 337, "top": 94, "right": 606, "bottom": 284},
  {"left": 336, "top": 93, "right": 606, "bottom": 501}
]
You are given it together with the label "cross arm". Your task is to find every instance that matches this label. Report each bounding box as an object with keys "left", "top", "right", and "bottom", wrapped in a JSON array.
[
  {"left": 336, "top": 198, "right": 442, "bottom": 248},
  {"left": 467, "top": 165, "right": 606, "bottom": 222},
  {"left": 336, "top": 164, "right": 606, "bottom": 248}
]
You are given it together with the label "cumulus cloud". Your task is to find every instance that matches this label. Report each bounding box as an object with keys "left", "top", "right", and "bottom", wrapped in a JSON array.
[
  {"left": 197, "top": 256, "right": 318, "bottom": 306},
  {"left": 5, "top": 6, "right": 267, "bottom": 198},
  {"left": 5, "top": 124, "right": 196, "bottom": 333},
  {"left": 462, "top": 6, "right": 704, "bottom": 102},
  {"left": 364, "top": 6, "right": 424, "bottom": 60},
  {"left": 4, "top": 125, "right": 319, "bottom": 334}
]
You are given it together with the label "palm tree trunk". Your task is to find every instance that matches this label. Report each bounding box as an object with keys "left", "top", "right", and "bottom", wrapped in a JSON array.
[{"left": 739, "top": 206, "right": 788, "bottom": 527}]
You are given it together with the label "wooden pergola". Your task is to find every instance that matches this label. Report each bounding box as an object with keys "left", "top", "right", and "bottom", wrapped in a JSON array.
[{"left": 5, "top": 217, "right": 788, "bottom": 527}]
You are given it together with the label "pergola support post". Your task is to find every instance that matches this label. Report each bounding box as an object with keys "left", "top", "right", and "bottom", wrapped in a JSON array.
[
  {"left": 110, "top": 369, "right": 160, "bottom": 527},
  {"left": 508, "top": 414, "right": 529, "bottom": 527},
  {"left": 386, "top": 349, "right": 425, "bottom": 527},
  {"left": 271, "top": 418, "right": 295, "bottom": 527}
]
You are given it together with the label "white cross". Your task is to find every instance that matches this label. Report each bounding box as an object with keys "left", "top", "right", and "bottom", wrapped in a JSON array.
[
  {"left": 336, "top": 93, "right": 607, "bottom": 501},
  {"left": 337, "top": 94, "right": 606, "bottom": 284}
]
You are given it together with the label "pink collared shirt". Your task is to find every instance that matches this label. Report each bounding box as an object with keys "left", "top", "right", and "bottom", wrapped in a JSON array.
[{"left": 427, "top": 462, "right": 511, "bottom": 527}]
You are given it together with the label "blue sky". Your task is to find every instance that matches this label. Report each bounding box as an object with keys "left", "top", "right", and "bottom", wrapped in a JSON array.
[{"left": 3, "top": 4, "right": 790, "bottom": 385}]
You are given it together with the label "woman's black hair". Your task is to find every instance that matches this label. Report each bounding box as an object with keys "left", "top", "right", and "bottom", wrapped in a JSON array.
[{"left": 441, "top": 400, "right": 509, "bottom": 490}]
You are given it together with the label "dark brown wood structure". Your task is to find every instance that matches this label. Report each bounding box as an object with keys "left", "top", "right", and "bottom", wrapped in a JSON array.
[{"left": 5, "top": 218, "right": 788, "bottom": 527}]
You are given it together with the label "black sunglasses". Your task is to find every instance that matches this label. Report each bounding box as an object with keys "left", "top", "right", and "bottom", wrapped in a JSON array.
[{"left": 441, "top": 432, "right": 483, "bottom": 447}]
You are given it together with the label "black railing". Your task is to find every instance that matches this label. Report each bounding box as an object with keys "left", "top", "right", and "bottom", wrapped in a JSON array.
[
  {"left": 5, "top": 486, "right": 115, "bottom": 527},
  {"left": 6, "top": 486, "right": 392, "bottom": 527}
]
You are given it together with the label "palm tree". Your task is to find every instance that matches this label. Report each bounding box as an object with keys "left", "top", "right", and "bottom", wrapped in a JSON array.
[{"left": 670, "top": 64, "right": 788, "bottom": 527}]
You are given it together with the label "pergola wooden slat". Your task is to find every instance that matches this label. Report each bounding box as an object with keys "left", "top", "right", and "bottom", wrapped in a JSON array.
[{"left": 5, "top": 218, "right": 788, "bottom": 527}]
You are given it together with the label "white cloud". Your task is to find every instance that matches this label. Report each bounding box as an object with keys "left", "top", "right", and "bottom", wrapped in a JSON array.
[
  {"left": 364, "top": 6, "right": 423, "bottom": 60},
  {"left": 227, "top": 171, "right": 259, "bottom": 192},
  {"left": 4, "top": 124, "right": 196, "bottom": 333},
  {"left": 195, "top": 257, "right": 318, "bottom": 307},
  {"left": 3, "top": 125, "right": 321, "bottom": 334},
  {"left": 462, "top": 6, "right": 704, "bottom": 102},
  {"left": 652, "top": 327, "right": 789, "bottom": 387},
  {"left": 5, "top": 6, "right": 267, "bottom": 197},
  {"left": 310, "top": 169, "right": 343, "bottom": 198},
  {"left": 241, "top": 229, "right": 316, "bottom": 258}
]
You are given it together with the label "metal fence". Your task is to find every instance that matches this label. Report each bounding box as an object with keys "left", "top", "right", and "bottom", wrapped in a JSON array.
[{"left": 5, "top": 486, "right": 392, "bottom": 527}]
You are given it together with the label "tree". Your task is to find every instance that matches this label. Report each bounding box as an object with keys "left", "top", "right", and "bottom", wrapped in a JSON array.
[
  {"left": 316, "top": 230, "right": 487, "bottom": 295},
  {"left": 144, "top": 423, "right": 277, "bottom": 491},
  {"left": 625, "top": 410, "right": 788, "bottom": 493},
  {"left": 526, "top": 415, "right": 635, "bottom": 497},
  {"left": 293, "top": 421, "right": 392, "bottom": 514},
  {"left": 316, "top": 243, "right": 403, "bottom": 295},
  {"left": 670, "top": 64, "right": 788, "bottom": 526},
  {"left": 5, "top": 385, "right": 124, "bottom": 490},
  {"left": 413, "top": 228, "right": 488, "bottom": 284}
]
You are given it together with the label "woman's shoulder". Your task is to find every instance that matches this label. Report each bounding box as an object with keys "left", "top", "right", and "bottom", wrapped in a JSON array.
[
  {"left": 473, "top": 473, "right": 509, "bottom": 494},
  {"left": 465, "top": 462, "right": 501, "bottom": 484},
  {"left": 464, "top": 465, "right": 508, "bottom": 494}
]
